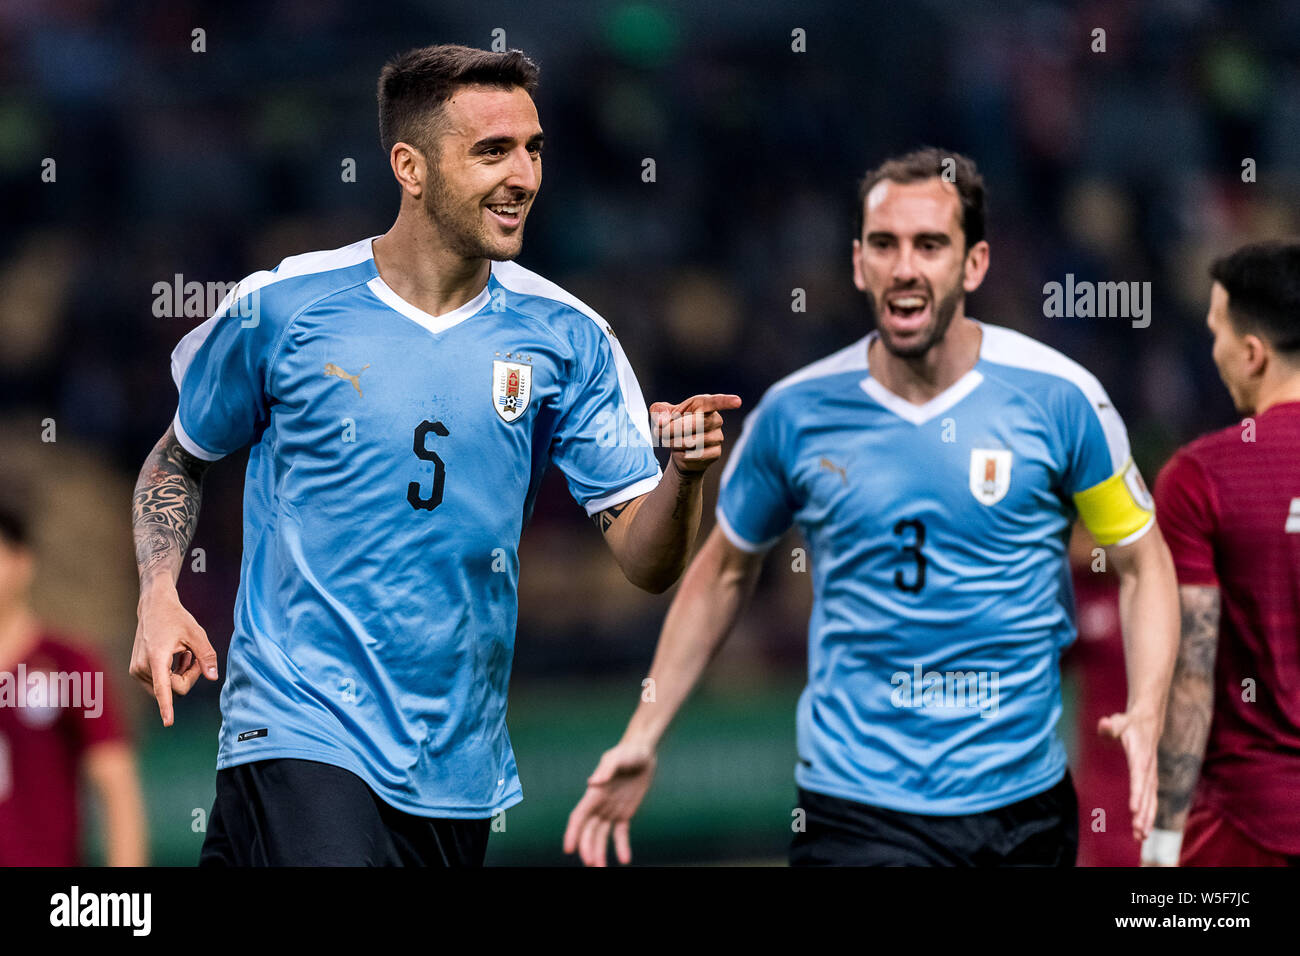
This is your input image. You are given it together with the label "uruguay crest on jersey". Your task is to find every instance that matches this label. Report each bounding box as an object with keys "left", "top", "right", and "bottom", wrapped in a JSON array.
[
  {"left": 969, "top": 448, "right": 1012, "bottom": 505},
  {"left": 493, "top": 358, "right": 532, "bottom": 422}
]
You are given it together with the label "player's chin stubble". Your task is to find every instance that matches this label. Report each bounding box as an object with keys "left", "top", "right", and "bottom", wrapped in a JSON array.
[
  {"left": 871, "top": 282, "right": 964, "bottom": 360},
  {"left": 423, "top": 171, "right": 525, "bottom": 262}
]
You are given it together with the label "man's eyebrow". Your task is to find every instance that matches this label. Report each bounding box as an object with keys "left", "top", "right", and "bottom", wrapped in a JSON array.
[
  {"left": 864, "top": 230, "right": 953, "bottom": 244},
  {"left": 471, "top": 133, "right": 545, "bottom": 150}
]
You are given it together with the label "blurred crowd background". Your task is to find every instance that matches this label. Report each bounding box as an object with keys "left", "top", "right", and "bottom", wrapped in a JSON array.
[{"left": 1, "top": 0, "right": 1297, "bottom": 864}]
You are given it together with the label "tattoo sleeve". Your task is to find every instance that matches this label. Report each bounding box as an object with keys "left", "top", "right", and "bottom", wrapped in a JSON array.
[
  {"left": 132, "top": 426, "right": 212, "bottom": 586},
  {"left": 1154, "top": 584, "right": 1221, "bottom": 830}
]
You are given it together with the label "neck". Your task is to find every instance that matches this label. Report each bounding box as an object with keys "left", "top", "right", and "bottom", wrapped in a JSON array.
[
  {"left": 0, "top": 604, "right": 40, "bottom": 671},
  {"left": 1253, "top": 367, "right": 1300, "bottom": 415},
  {"left": 869, "top": 315, "right": 982, "bottom": 405},
  {"left": 372, "top": 205, "right": 490, "bottom": 317}
]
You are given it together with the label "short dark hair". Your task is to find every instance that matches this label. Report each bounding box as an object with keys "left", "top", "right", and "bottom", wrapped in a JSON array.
[
  {"left": 377, "top": 44, "right": 540, "bottom": 157},
  {"left": 1210, "top": 240, "right": 1300, "bottom": 355},
  {"left": 854, "top": 147, "right": 986, "bottom": 250}
]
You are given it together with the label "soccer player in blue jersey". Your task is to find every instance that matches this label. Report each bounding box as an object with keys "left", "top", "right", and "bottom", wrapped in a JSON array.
[
  {"left": 564, "top": 148, "right": 1180, "bottom": 866},
  {"left": 129, "top": 44, "right": 740, "bottom": 866}
]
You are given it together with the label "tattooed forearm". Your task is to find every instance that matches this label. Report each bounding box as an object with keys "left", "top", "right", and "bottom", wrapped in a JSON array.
[
  {"left": 1154, "top": 584, "right": 1221, "bottom": 829},
  {"left": 132, "top": 426, "right": 211, "bottom": 586},
  {"left": 594, "top": 501, "right": 630, "bottom": 535},
  {"left": 669, "top": 459, "right": 700, "bottom": 521}
]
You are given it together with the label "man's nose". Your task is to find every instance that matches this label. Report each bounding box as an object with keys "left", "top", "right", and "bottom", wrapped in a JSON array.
[
  {"left": 504, "top": 147, "right": 539, "bottom": 193},
  {"left": 892, "top": 244, "right": 920, "bottom": 283}
]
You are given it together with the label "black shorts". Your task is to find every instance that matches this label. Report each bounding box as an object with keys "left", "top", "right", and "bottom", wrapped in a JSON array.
[
  {"left": 199, "top": 758, "right": 491, "bottom": 867},
  {"left": 790, "top": 771, "right": 1078, "bottom": 867}
]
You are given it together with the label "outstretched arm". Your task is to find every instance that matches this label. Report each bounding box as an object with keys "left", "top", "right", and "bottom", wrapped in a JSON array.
[
  {"left": 564, "top": 526, "right": 765, "bottom": 865},
  {"left": 1145, "top": 584, "right": 1220, "bottom": 865},
  {"left": 130, "top": 425, "right": 220, "bottom": 726},
  {"left": 1097, "top": 522, "right": 1180, "bottom": 842}
]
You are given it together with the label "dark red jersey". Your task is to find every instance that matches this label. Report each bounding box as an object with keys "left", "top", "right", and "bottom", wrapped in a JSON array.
[
  {"left": 1154, "top": 401, "right": 1300, "bottom": 855},
  {"left": 0, "top": 632, "right": 127, "bottom": 865}
]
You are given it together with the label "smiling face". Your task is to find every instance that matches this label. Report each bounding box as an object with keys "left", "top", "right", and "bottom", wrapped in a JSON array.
[
  {"left": 852, "top": 177, "right": 987, "bottom": 359},
  {"left": 421, "top": 85, "right": 543, "bottom": 262}
]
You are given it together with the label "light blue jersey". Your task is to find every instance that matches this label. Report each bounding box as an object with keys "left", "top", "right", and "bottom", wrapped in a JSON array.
[
  {"left": 717, "top": 323, "right": 1154, "bottom": 814},
  {"left": 171, "top": 237, "right": 661, "bottom": 817}
]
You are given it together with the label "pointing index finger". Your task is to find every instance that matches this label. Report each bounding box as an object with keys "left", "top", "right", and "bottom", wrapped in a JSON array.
[
  {"left": 151, "top": 655, "right": 175, "bottom": 727},
  {"left": 672, "top": 394, "right": 743, "bottom": 415}
]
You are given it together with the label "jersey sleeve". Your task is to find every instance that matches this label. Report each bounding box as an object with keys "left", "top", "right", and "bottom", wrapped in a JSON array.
[
  {"left": 1153, "top": 450, "right": 1219, "bottom": 586},
  {"left": 715, "top": 394, "right": 796, "bottom": 552},
  {"left": 1057, "top": 380, "right": 1155, "bottom": 547},
  {"left": 549, "top": 320, "right": 662, "bottom": 515},
  {"left": 169, "top": 277, "right": 283, "bottom": 461}
]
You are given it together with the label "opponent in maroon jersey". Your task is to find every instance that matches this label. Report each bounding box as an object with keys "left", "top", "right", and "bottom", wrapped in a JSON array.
[
  {"left": 0, "top": 500, "right": 146, "bottom": 866},
  {"left": 1148, "top": 240, "right": 1300, "bottom": 866}
]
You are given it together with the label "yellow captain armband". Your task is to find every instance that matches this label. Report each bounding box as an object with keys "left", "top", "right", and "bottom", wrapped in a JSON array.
[{"left": 1073, "top": 457, "right": 1155, "bottom": 546}]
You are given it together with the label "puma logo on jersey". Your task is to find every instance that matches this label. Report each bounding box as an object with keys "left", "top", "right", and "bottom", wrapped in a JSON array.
[
  {"left": 1287, "top": 498, "right": 1300, "bottom": 533},
  {"left": 819, "top": 457, "right": 847, "bottom": 485},
  {"left": 324, "top": 363, "right": 369, "bottom": 396}
]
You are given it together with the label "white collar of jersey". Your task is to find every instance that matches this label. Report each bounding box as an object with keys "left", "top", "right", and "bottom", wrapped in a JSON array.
[
  {"left": 859, "top": 330, "right": 985, "bottom": 425},
  {"left": 366, "top": 274, "right": 492, "bottom": 335}
]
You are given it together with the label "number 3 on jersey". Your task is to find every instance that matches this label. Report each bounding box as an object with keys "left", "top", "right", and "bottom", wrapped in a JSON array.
[{"left": 893, "top": 518, "right": 926, "bottom": 593}]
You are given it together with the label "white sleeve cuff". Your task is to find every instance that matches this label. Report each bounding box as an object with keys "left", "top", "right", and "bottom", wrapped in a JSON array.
[
  {"left": 172, "top": 410, "right": 225, "bottom": 462},
  {"left": 583, "top": 471, "right": 662, "bottom": 516},
  {"left": 714, "top": 506, "right": 779, "bottom": 554}
]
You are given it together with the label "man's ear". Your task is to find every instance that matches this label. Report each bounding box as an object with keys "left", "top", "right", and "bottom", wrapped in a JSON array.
[
  {"left": 390, "top": 142, "right": 427, "bottom": 199},
  {"left": 851, "top": 238, "right": 867, "bottom": 292},
  {"left": 1243, "top": 333, "right": 1270, "bottom": 378},
  {"left": 962, "top": 239, "right": 990, "bottom": 293}
]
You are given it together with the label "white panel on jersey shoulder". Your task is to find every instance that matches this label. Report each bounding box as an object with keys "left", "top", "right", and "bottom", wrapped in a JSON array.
[
  {"left": 977, "top": 322, "right": 1131, "bottom": 473},
  {"left": 765, "top": 334, "right": 872, "bottom": 396},
  {"left": 489, "top": 260, "right": 657, "bottom": 449},
  {"left": 719, "top": 335, "right": 870, "bottom": 490},
  {"left": 168, "top": 236, "right": 379, "bottom": 461}
]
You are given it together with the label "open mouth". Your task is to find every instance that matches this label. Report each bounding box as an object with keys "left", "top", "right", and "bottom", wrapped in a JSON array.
[
  {"left": 884, "top": 292, "right": 931, "bottom": 331},
  {"left": 485, "top": 201, "right": 524, "bottom": 228}
]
